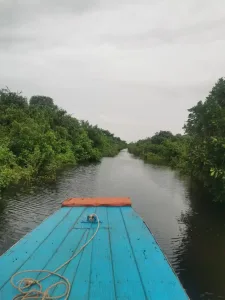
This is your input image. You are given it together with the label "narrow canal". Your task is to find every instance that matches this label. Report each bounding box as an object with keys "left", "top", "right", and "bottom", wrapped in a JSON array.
[{"left": 0, "top": 150, "right": 225, "bottom": 300}]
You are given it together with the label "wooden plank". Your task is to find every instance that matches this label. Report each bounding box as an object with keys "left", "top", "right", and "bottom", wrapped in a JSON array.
[
  {"left": 0, "top": 207, "right": 71, "bottom": 289},
  {"left": 51, "top": 207, "right": 97, "bottom": 299},
  {"left": 107, "top": 207, "right": 147, "bottom": 299},
  {"left": 66, "top": 208, "right": 98, "bottom": 299},
  {"left": 37, "top": 210, "right": 90, "bottom": 296},
  {"left": 62, "top": 197, "right": 131, "bottom": 207},
  {"left": 121, "top": 207, "right": 188, "bottom": 300},
  {"left": 0, "top": 207, "right": 85, "bottom": 299},
  {"left": 89, "top": 206, "right": 116, "bottom": 300}
]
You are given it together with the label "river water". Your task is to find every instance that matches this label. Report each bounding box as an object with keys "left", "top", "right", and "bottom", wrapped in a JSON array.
[{"left": 0, "top": 150, "right": 225, "bottom": 300}]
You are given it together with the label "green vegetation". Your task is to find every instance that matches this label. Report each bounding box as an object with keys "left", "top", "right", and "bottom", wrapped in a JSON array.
[
  {"left": 128, "top": 78, "right": 225, "bottom": 202},
  {"left": 128, "top": 131, "right": 189, "bottom": 169},
  {"left": 0, "top": 88, "right": 126, "bottom": 189}
]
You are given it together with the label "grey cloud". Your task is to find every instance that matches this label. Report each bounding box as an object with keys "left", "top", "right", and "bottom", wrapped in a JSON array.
[
  {"left": 0, "top": 0, "right": 99, "bottom": 45},
  {"left": 0, "top": 0, "right": 98, "bottom": 23},
  {"left": 0, "top": 0, "right": 224, "bottom": 141},
  {"left": 0, "top": 0, "right": 123, "bottom": 50},
  {"left": 101, "top": 16, "right": 225, "bottom": 48},
  {"left": 0, "top": 30, "right": 35, "bottom": 50}
]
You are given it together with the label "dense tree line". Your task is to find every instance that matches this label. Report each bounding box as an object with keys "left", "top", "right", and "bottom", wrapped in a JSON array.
[
  {"left": 128, "top": 131, "right": 188, "bottom": 168},
  {"left": 0, "top": 89, "right": 126, "bottom": 189},
  {"left": 128, "top": 78, "right": 225, "bottom": 202}
]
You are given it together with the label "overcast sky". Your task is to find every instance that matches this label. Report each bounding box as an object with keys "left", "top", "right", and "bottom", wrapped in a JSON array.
[{"left": 0, "top": 0, "right": 225, "bottom": 141}]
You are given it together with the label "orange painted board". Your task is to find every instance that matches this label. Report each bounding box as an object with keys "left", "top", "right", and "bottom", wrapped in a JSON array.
[{"left": 61, "top": 197, "right": 131, "bottom": 207}]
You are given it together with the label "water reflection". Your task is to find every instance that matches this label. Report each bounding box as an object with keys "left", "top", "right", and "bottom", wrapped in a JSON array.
[
  {"left": 0, "top": 151, "right": 225, "bottom": 299},
  {"left": 175, "top": 185, "right": 225, "bottom": 300}
]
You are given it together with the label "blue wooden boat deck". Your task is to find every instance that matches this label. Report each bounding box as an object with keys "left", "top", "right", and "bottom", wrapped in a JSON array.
[{"left": 0, "top": 206, "right": 189, "bottom": 299}]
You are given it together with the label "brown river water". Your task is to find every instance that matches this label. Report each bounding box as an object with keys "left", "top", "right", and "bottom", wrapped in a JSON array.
[{"left": 0, "top": 150, "right": 225, "bottom": 300}]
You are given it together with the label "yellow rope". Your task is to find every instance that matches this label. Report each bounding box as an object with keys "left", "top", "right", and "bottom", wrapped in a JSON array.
[{"left": 10, "top": 214, "right": 100, "bottom": 300}]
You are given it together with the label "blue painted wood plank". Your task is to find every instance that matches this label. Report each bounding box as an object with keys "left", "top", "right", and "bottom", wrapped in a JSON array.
[
  {"left": 38, "top": 218, "right": 89, "bottom": 295},
  {"left": 107, "top": 207, "right": 147, "bottom": 299},
  {"left": 67, "top": 208, "right": 97, "bottom": 299},
  {"left": 51, "top": 230, "right": 89, "bottom": 298},
  {"left": 53, "top": 207, "right": 98, "bottom": 299},
  {"left": 0, "top": 207, "right": 85, "bottom": 299},
  {"left": 89, "top": 206, "right": 116, "bottom": 300},
  {"left": 0, "top": 208, "right": 71, "bottom": 288},
  {"left": 121, "top": 206, "right": 188, "bottom": 300}
]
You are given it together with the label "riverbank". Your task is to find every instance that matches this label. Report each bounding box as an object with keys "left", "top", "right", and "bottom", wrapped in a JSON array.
[
  {"left": 128, "top": 78, "right": 225, "bottom": 202},
  {"left": 0, "top": 89, "right": 126, "bottom": 190}
]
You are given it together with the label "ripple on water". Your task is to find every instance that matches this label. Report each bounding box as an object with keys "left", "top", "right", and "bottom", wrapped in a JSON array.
[{"left": 0, "top": 152, "right": 225, "bottom": 300}]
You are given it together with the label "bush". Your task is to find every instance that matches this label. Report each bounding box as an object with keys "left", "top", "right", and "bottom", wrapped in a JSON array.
[{"left": 0, "top": 89, "right": 126, "bottom": 189}]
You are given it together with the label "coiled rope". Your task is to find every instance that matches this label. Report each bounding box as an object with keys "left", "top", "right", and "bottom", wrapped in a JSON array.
[{"left": 10, "top": 214, "right": 100, "bottom": 300}]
